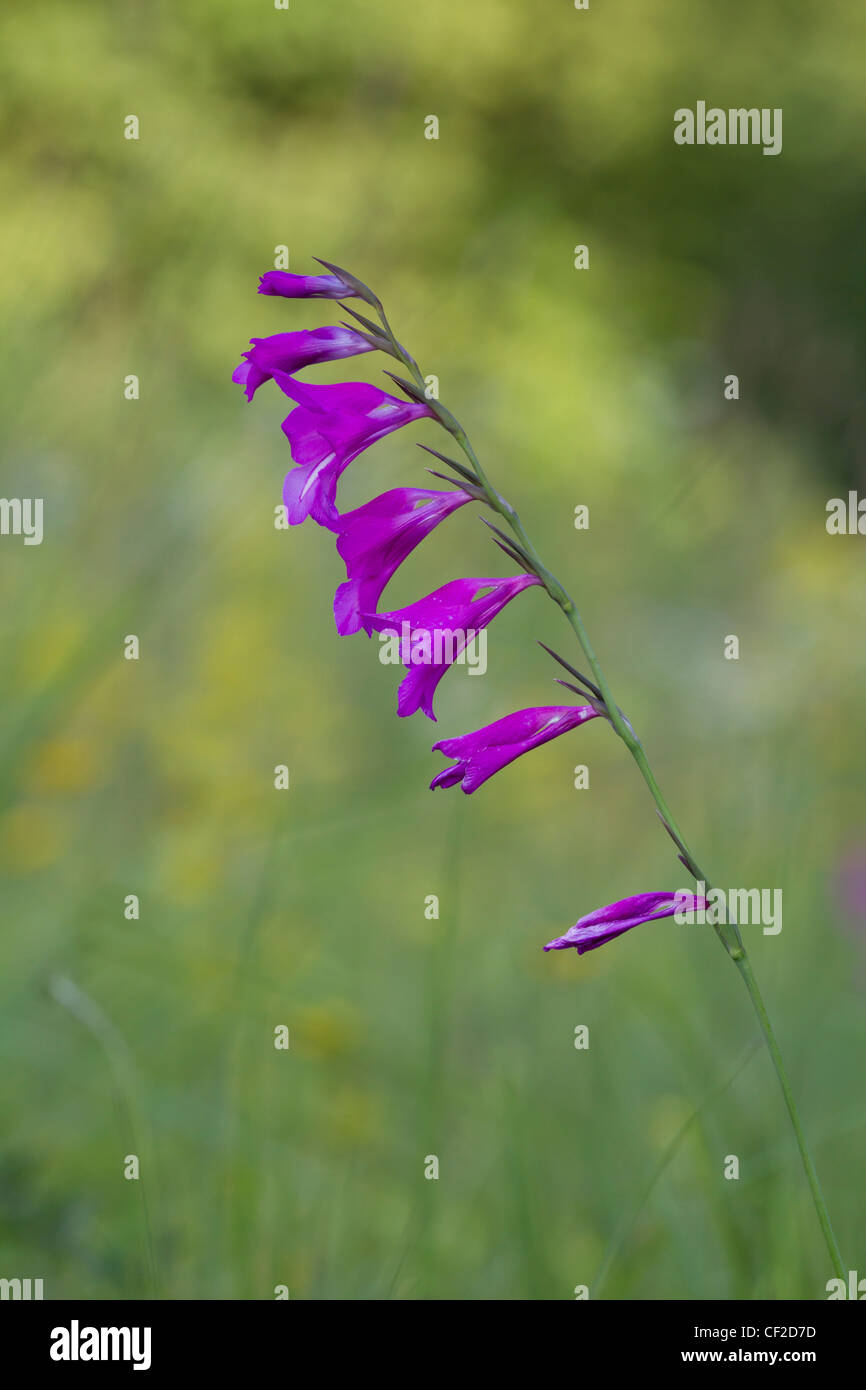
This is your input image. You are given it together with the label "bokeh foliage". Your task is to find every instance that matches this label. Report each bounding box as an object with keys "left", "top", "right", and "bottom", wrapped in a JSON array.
[{"left": 0, "top": 0, "right": 864, "bottom": 1299}]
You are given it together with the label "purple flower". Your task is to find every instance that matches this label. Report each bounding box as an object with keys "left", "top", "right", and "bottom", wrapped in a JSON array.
[
  {"left": 233, "top": 327, "right": 376, "bottom": 401},
  {"left": 430, "top": 704, "right": 600, "bottom": 794},
  {"left": 275, "top": 375, "right": 435, "bottom": 529},
  {"left": 258, "top": 270, "right": 355, "bottom": 299},
  {"left": 333, "top": 487, "right": 473, "bottom": 637},
  {"left": 366, "top": 575, "right": 541, "bottom": 721},
  {"left": 543, "top": 890, "right": 708, "bottom": 955},
  {"left": 834, "top": 843, "right": 866, "bottom": 925}
]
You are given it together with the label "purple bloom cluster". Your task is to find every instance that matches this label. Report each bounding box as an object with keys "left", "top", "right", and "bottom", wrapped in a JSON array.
[{"left": 235, "top": 263, "right": 695, "bottom": 958}]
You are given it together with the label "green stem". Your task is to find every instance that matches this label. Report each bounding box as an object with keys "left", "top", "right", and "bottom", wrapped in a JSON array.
[
  {"left": 733, "top": 952, "right": 845, "bottom": 1278},
  {"left": 376, "top": 306, "right": 846, "bottom": 1280}
]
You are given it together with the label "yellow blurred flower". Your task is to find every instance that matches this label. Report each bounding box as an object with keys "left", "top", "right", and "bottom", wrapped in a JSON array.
[
  {"left": 294, "top": 1001, "right": 361, "bottom": 1060},
  {"left": 0, "top": 804, "right": 68, "bottom": 873},
  {"left": 27, "top": 737, "right": 100, "bottom": 794},
  {"left": 324, "top": 1085, "right": 382, "bottom": 1148}
]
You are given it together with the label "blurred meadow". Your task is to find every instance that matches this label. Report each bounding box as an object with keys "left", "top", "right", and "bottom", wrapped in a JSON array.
[{"left": 1, "top": 0, "right": 865, "bottom": 1299}]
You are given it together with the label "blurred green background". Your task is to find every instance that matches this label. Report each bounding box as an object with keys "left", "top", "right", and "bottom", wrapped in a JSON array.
[{"left": 1, "top": 0, "right": 864, "bottom": 1300}]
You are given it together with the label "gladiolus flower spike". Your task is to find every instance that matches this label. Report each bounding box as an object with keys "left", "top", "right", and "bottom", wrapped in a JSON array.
[{"left": 232, "top": 261, "right": 849, "bottom": 1284}]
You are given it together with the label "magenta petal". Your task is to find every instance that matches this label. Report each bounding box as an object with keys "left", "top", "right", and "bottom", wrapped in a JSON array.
[
  {"left": 544, "top": 891, "right": 708, "bottom": 955},
  {"left": 234, "top": 328, "right": 375, "bottom": 400},
  {"left": 274, "top": 374, "right": 435, "bottom": 528},
  {"left": 366, "top": 575, "right": 541, "bottom": 721},
  {"left": 333, "top": 488, "right": 472, "bottom": 636},
  {"left": 258, "top": 270, "right": 355, "bottom": 299},
  {"left": 429, "top": 764, "right": 466, "bottom": 790},
  {"left": 283, "top": 456, "right": 341, "bottom": 528},
  {"left": 430, "top": 705, "right": 599, "bottom": 794}
]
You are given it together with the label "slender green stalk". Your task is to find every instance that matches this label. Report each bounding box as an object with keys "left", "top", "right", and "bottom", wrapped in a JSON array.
[
  {"left": 49, "top": 974, "right": 161, "bottom": 1298},
  {"left": 591, "top": 1038, "right": 762, "bottom": 1297},
  {"left": 733, "top": 953, "right": 845, "bottom": 1277},
  {"left": 375, "top": 305, "right": 846, "bottom": 1281}
]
